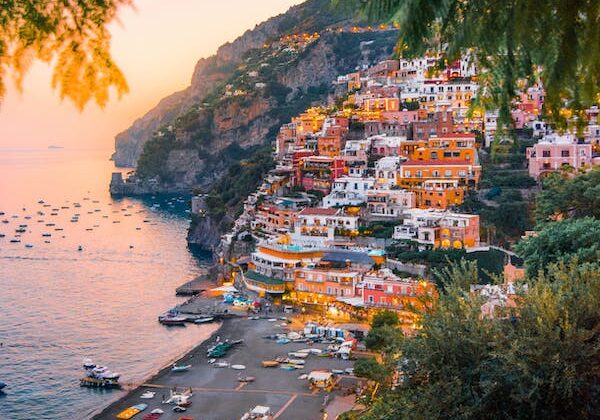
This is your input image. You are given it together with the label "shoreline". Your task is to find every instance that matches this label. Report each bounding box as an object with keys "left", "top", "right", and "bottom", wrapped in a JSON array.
[{"left": 89, "top": 320, "right": 225, "bottom": 419}]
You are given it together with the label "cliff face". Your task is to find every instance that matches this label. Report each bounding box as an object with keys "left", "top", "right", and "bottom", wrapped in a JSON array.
[{"left": 113, "top": 0, "right": 353, "bottom": 167}]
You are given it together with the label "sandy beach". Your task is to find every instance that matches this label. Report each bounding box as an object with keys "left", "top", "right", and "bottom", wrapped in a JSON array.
[{"left": 92, "top": 314, "right": 359, "bottom": 420}]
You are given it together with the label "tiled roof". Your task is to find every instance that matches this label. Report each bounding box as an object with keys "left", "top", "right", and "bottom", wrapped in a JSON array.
[
  {"left": 299, "top": 207, "right": 339, "bottom": 216},
  {"left": 401, "top": 159, "right": 473, "bottom": 166}
]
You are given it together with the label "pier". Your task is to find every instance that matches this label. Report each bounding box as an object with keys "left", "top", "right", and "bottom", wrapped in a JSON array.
[{"left": 175, "top": 277, "right": 206, "bottom": 296}]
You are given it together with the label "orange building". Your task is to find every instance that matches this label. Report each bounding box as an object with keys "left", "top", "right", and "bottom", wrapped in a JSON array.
[{"left": 293, "top": 267, "right": 360, "bottom": 305}]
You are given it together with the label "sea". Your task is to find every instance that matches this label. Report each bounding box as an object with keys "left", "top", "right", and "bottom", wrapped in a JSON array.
[{"left": 0, "top": 148, "right": 217, "bottom": 419}]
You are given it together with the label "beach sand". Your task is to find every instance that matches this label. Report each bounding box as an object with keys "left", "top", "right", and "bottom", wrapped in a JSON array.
[{"left": 92, "top": 315, "right": 358, "bottom": 420}]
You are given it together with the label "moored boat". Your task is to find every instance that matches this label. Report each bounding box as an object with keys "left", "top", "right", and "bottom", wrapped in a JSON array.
[
  {"left": 171, "top": 364, "right": 192, "bottom": 372},
  {"left": 116, "top": 403, "right": 147, "bottom": 419}
]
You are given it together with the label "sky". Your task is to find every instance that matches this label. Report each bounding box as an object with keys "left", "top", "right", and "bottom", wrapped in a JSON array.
[{"left": 0, "top": 0, "right": 303, "bottom": 151}]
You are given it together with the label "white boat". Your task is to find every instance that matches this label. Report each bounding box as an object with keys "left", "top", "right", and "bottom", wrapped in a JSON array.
[
  {"left": 171, "top": 364, "right": 191, "bottom": 372},
  {"left": 240, "top": 405, "right": 273, "bottom": 420},
  {"left": 83, "top": 358, "right": 96, "bottom": 369},
  {"left": 231, "top": 364, "right": 246, "bottom": 370},
  {"left": 194, "top": 317, "right": 214, "bottom": 324},
  {"left": 214, "top": 362, "right": 229, "bottom": 368},
  {"left": 150, "top": 409, "right": 164, "bottom": 415},
  {"left": 140, "top": 391, "right": 155, "bottom": 399}
]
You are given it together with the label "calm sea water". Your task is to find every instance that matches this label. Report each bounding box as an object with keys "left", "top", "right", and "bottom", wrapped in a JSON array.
[{"left": 0, "top": 148, "right": 216, "bottom": 419}]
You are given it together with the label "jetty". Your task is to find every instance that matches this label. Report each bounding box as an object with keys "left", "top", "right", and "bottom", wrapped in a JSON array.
[{"left": 175, "top": 277, "right": 206, "bottom": 296}]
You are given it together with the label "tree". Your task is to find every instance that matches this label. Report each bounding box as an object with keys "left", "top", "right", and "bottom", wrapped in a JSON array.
[
  {"left": 359, "top": 261, "right": 600, "bottom": 419},
  {"left": 535, "top": 168, "right": 600, "bottom": 222},
  {"left": 1, "top": 0, "right": 130, "bottom": 109},
  {"left": 514, "top": 217, "right": 600, "bottom": 277},
  {"left": 371, "top": 309, "right": 399, "bottom": 328},
  {"left": 347, "top": 0, "right": 600, "bottom": 131}
]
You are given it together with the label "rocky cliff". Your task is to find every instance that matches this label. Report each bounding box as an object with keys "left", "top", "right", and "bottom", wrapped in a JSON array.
[{"left": 112, "top": 0, "right": 361, "bottom": 167}]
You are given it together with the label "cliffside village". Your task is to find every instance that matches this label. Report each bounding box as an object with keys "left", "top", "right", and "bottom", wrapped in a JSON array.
[{"left": 193, "top": 55, "right": 600, "bottom": 329}]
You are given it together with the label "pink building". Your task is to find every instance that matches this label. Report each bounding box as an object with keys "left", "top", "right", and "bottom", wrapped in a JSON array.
[{"left": 526, "top": 134, "right": 593, "bottom": 179}]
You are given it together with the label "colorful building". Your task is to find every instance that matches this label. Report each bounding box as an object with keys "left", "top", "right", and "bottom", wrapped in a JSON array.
[{"left": 526, "top": 133, "right": 593, "bottom": 179}]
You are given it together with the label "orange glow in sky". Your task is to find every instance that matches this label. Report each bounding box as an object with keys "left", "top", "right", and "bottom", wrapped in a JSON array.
[{"left": 0, "top": 0, "right": 303, "bottom": 151}]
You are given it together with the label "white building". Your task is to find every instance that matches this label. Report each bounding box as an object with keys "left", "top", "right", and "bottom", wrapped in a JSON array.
[
  {"left": 290, "top": 208, "right": 360, "bottom": 248},
  {"left": 322, "top": 176, "right": 375, "bottom": 208},
  {"left": 374, "top": 156, "right": 405, "bottom": 187}
]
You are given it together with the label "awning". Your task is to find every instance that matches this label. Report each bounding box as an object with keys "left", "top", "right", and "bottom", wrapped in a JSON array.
[
  {"left": 336, "top": 296, "right": 365, "bottom": 307},
  {"left": 210, "top": 285, "right": 239, "bottom": 293}
]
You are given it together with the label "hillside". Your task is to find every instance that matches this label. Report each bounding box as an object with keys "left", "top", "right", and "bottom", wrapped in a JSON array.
[{"left": 112, "top": 0, "right": 369, "bottom": 167}]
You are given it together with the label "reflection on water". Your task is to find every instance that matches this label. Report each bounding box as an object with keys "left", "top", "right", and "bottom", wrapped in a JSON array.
[{"left": 0, "top": 149, "right": 214, "bottom": 419}]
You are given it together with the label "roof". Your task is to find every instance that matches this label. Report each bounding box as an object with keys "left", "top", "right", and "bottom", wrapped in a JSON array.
[
  {"left": 299, "top": 207, "right": 339, "bottom": 216},
  {"left": 401, "top": 159, "right": 473, "bottom": 166},
  {"left": 436, "top": 133, "right": 476, "bottom": 139},
  {"left": 321, "top": 251, "right": 375, "bottom": 266},
  {"left": 244, "top": 270, "right": 284, "bottom": 285}
]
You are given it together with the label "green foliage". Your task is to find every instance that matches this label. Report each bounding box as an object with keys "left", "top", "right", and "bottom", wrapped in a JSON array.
[
  {"left": 535, "top": 168, "right": 600, "bottom": 222},
  {"left": 354, "top": 357, "right": 391, "bottom": 383},
  {"left": 386, "top": 246, "right": 511, "bottom": 286},
  {"left": 358, "top": 260, "right": 600, "bottom": 419},
  {"left": 354, "top": 0, "right": 600, "bottom": 131},
  {"left": 1, "top": 0, "right": 130, "bottom": 109},
  {"left": 371, "top": 309, "right": 399, "bottom": 328},
  {"left": 204, "top": 147, "right": 275, "bottom": 222},
  {"left": 136, "top": 132, "right": 176, "bottom": 182},
  {"left": 515, "top": 217, "right": 600, "bottom": 277}
]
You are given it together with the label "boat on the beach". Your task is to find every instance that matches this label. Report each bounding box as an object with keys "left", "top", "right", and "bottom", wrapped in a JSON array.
[
  {"left": 162, "top": 388, "right": 193, "bottom": 406},
  {"left": 240, "top": 405, "right": 273, "bottom": 420},
  {"left": 171, "top": 364, "right": 191, "bottom": 372},
  {"left": 159, "top": 316, "right": 187, "bottom": 326},
  {"left": 261, "top": 360, "right": 279, "bottom": 368},
  {"left": 194, "top": 316, "right": 214, "bottom": 324},
  {"left": 116, "top": 403, "right": 147, "bottom": 419},
  {"left": 214, "top": 362, "right": 229, "bottom": 368},
  {"left": 140, "top": 391, "right": 155, "bottom": 399}
]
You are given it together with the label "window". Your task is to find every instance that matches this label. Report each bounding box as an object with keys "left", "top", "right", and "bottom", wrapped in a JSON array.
[
  {"left": 368, "top": 295, "right": 374, "bottom": 303},
  {"left": 561, "top": 150, "right": 570, "bottom": 157},
  {"left": 432, "top": 170, "right": 440, "bottom": 177},
  {"left": 542, "top": 150, "right": 551, "bottom": 157},
  {"left": 445, "top": 169, "right": 452, "bottom": 177},
  {"left": 405, "top": 170, "right": 411, "bottom": 177},
  {"left": 431, "top": 151, "right": 438, "bottom": 160}
]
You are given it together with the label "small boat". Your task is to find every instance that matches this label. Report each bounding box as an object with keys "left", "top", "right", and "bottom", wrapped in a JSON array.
[
  {"left": 261, "top": 360, "right": 279, "bottom": 368},
  {"left": 332, "top": 369, "right": 344, "bottom": 375},
  {"left": 150, "top": 409, "right": 164, "bottom": 414},
  {"left": 171, "top": 364, "right": 191, "bottom": 372},
  {"left": 46, "top": 223, "right": 55, "bottom": 226},
  {"left": 10, "top": 239, "right": 20, "bottom": 243},
  {"left": 160, "top": 316, "right": 186, "bottom": 326},
  {"left": 172, "top": 406, "right": 186, "bottom": 413},
  {"left": 25, "top": 244, "right": 33, "bottom": 248},
  {"left": 15, "top": 228, "right": 26, "bottom": 233},
  {"left": 276, "top": 338, "right": 290, "bottom": 345},
  {"left": 140, "top": 391, "right": 155, "bottom": 399},
  {"left": 238, "top": 375, "right": 255, "bottom": 383},
  {"left": 231, "top": 364, "right": 246, "bottom": 370},
  {"left": 1, "top": 220, "right": 9, "bottom": 223},
  {"left": 240, "top": 405, "right": 273, "bottom": 420},
  {"left": 83, "top": 358, "right": 96, "bottom": 369},
  {"left": 194, "top": 317, "right": 214, "bottom": 324},
  {"left": 207, "top": 358, "right": 216, "bottom": 364},
  {"left": 0, "top": 234, "right": 5, "bottom": 238},
  {"left": 116, "top": 403, "right": 147, "bottom": 419},
  {"left": 78, "top": 245, "right": 83, "bottom": 251},
  {"left": 214, "top": 362, "right": 229, "bottom": 368},
  {"left": 42, "top": 233, "right": 51, "bottom": 237}
]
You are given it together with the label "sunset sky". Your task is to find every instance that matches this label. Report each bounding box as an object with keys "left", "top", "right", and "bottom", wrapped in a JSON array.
[{"left": 0, "top": 0, "right": 302, "bottom": 151}]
